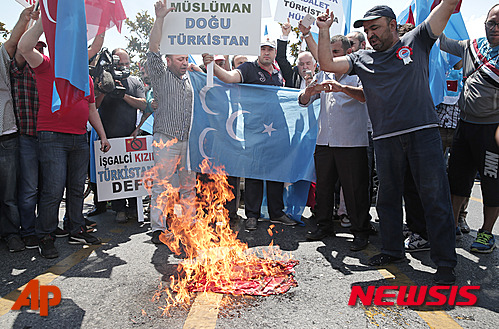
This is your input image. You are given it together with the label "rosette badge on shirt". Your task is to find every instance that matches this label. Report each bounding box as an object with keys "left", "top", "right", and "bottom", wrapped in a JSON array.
[{"left": 397, "top": 46, "right": 413, "bottom": 65}]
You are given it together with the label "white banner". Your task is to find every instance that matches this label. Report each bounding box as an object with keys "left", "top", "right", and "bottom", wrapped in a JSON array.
[
  {"left": 160, "top": 0, "right": 262, "bottom": 56},
  {"left": 15, "top": 0, "right": 37, "bottom": 7},
  {"left": 94, "top": 136, "right": 154, "bottom": 201},
  {"left": 274, "top": 0, "right": 344, "bottom": 35}
]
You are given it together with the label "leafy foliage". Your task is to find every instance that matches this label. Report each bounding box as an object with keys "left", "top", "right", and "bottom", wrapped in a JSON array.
[
  {"left": 124, "top": 11, "right": 154, "bottom": 76},
  {"left": 0, "top": 21, "right": 10, "bottom": 44}
]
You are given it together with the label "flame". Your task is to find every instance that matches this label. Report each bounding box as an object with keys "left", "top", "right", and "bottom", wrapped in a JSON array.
[{"left": 146, "top": 142, "right": 298, "bottom": 316}]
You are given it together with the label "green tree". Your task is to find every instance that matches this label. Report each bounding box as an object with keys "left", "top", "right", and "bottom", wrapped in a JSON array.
[
  {"left": 0, "top": 21, "right": 10, "bottom": 44},
  {"left": 124, "top": 11, "right": 154, "bottom": 76}
]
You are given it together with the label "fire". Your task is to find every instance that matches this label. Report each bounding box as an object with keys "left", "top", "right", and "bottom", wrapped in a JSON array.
[{"left": 145, "top": 146, "right": 298, "bottom": 316}]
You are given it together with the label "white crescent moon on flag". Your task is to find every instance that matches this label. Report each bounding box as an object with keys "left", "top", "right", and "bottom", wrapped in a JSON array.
[
  {"left": 198, "top": 128, "right": 216, "bottom": 159},
  {"left": 199, "top": 84, "right": 222, "bottom": 115},
  {"left": 226, "top": 110, "right": 249, "bottom": 142},
  {"left": 43, "top": 0, "right": 57, "bottom": 23}
]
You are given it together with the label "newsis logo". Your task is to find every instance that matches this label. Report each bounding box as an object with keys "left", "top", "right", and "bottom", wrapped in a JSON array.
[{"left": 348, "top": 285, "right": 480, "bottom": 306}]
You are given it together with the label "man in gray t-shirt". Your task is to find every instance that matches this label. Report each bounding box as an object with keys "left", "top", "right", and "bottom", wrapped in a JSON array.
[{"left": 315, "top": 1, "right": 460, "bottom": 285}]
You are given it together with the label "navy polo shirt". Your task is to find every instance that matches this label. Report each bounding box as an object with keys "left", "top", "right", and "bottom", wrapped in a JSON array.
[{"left": 236, "top": 60, "right": 284, "bottom": 87}]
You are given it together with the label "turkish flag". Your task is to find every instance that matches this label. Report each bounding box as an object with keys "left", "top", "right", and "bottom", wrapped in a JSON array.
[
  {"left": 431, "top": 0, "right": 462, "bottom": 13},
  {"left": 85, "top": 0, "right": 127, "bottom": 41},
  {"left": 125, "top": 137, "right": 147, "bottom": 152}
]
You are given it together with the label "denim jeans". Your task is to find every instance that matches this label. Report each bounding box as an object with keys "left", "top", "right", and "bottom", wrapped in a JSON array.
[
  {"left": 374, "top": 128, "right": 457, "bottom": 268},
  {"left": 36, "top": 132, "right": 89, "bottom": 237},
  {"left": 0, "top": 134, "right": 21, "bottom": 239},
  {"left": 18, "top": 135, "right": 39, "bottom": 237}
]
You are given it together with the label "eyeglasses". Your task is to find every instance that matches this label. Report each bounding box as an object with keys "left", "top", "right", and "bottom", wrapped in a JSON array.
[{"left": 485, "top": 21, "right": 499, "bottom": 30}]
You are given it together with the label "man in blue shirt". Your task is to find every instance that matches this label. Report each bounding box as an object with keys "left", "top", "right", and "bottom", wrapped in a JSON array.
[{"left": 203, "top": 41, "right": 297, "bottom": 231}]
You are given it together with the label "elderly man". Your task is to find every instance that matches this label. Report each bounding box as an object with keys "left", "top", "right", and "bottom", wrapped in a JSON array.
[
  {"left": 439, "top": 4, "right": 499, "bottom": 254},
  {"left": 299, "top": 35, "right": 371, "bottom": 251},
  {"left": 278, "top": 18, "right": 317, "bottom": 89},
  {"left": 315, "top": 1, "right": 461, "bottom": 284},
  {"left": 146, "top": 2, "right": 197, "bottom": 244},
  {"left": 203, "top": 40, "right": 297, "bottom": 232}
]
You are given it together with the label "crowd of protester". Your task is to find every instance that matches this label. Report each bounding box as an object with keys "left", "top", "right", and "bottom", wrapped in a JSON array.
[{"left": 1, "top": 0, "right": 498, "bottom": 286}]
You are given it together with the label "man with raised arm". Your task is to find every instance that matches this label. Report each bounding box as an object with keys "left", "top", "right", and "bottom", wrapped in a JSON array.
[
  {"left": 18, "top": 17, "right": 110, "bottom": 259},
  {"left": 439, "top": 4, "right": 499, "bottom": 254},
  {"left": 145, "top": 1, "right": 197, "bottom": 244},
  {"left": 315, "top": 1, "right": 461, "bottom": 284},
  {"left": 202, "top": 40, "right": 297, "bottom": 232}
]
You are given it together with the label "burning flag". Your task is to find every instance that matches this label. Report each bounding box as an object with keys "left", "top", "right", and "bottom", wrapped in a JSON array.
[{"left": 146, "top": 158, "right": 298, "bottom": 315}]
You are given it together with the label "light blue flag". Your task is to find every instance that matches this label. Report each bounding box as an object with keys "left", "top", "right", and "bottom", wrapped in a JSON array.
[
  {"left": 188, "top": 71, "right": 320, "bottom": 221},
  {"left": 189, "top": 71, "right": 319, "bottom": 183},
  {"left": 343, "top": 0, "right": 352, "bottom": 35},
  {"left": 397, "top": 0, "right": 468, "bottom": 106}
]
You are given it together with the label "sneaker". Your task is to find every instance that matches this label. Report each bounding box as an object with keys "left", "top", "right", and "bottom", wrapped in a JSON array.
[
  {"left": 339, "top": 214, "right": 351, "bottom": 228},
  {"left": 458, "top": 216, "right": 470, "bottom": 234},
  {"left": 245, "top": 217, "right": 258, "bottom": 231},
  {"left": 455, "top": 226, "right": 463, "bottom": 241},
  {"left": 470, "top": 229, "right": 496, "bottom": 253},
  {"left": 86, "top": 207, "right": 106, "bottom": 217},
  {"left": 350, "top": 237, "right": 368, "bottom": 251},
  {"left": 53, "top": 227, "right": 69, "bottom": 238},
  {"left": 7, "top": 235, "right": 25, "bottom": 252},
  {"left": 23, "top": 235, "right": 39, "bottom": 249},
  {"left": 433, "top": 266, "right": 456, "bottom": 285},
  {"left": 115, "top": 211, "right": 127, "bottom": 223},
  {"left": 68, "top": 230, "right": 102, "bottom": 245},
  {"left": 404, "top": 233, "right": 431, "bottom": 252},
  {"left": 151, "top": 230, "right": 162, "bottom": 244},
  {"left": 270, "top": 214, "right": 297, "bottom": 226},
  {"left": 368, "top": 253, "right": 406, "bottom": 266},
  {"left": 38, "top": 235, "right": 58, "bottom": 259}
]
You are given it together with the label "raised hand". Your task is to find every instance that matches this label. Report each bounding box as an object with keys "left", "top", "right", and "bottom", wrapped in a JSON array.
[
  {"left": 282, "top": 18, "right": 292, "bottom": 36},
  {"left": 316, "top": 9, "right": 335, "bottom": 29},
  {"left": 155, "top": 0, "right": 174, "bottom": 18}
]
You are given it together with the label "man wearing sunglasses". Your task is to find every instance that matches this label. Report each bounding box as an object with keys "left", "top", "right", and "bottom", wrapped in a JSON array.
[{"left": 439, "top": 4, "right": 499, "bottom": 254}]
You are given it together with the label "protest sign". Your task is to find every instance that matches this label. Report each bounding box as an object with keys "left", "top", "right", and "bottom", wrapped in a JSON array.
[
  {"left": 160, "top": 0, "right": 262, "bottom": 56},
  {"left": 15, "top": 0, "right": 37, "bottom": 7},
  {"left": 94, "top": 136, "right": 154, "bottom": 201},
  {"left": 274, "top": 0, "right": 344, "bottom": 35}
]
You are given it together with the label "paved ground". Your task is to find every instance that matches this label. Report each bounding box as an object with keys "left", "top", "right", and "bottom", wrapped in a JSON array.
[{"left": 0, "top": 182, "right": 498, "bottom": 329}]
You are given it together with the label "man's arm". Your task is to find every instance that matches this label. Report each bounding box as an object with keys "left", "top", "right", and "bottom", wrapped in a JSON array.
[
  {"left": 322, "top": 79, "right": 366, "bottom": 103},
  {"left": 202, "top": 54, "right": 242, "bottom": 83},
  {"left": 298, "top": 21, "right": 318, "bottom": 60},
  {"left": 123, "top": 94, "right": 147, "bottom": 111},
  {"left": 316, "top": 10, "right": 350, "bottom": 75},
  {"left": 4, "top": 5, "right": 35, "bottom": 58},
  {"left": 426, "top": 0, "right": 460, "bottom": 37},
  {"left": 88, "top": 32, "right": 105, "bottom": 60},
  {"left": 149, "top": 1, "right": 174, "bottom": 53},
  {"left": 276, "top": 19, "right": 294, "bottom": 84},
  {"left": 88, "top": 102, "right": 111, "bottom": 152},
  {"left": 439, "top": 33, "right": 466, "bottom": 58},
  {"left": 17, "top": 18, "right": 44, "bottom": 69}
]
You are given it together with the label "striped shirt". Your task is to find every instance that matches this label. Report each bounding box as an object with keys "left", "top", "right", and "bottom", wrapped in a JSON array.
[{"left": 145, "top": 52, "right": 193, "bottom": 141}]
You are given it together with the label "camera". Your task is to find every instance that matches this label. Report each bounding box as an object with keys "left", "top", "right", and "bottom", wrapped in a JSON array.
[{"left": 89, "top": 48, "right": 130, "bottom": 98}]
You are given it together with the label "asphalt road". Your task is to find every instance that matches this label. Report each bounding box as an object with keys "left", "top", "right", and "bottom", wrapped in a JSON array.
[{"left": 1, "top": 182, "right": 498, "bottom": 329}]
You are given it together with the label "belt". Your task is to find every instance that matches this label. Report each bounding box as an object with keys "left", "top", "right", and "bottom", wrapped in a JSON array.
[{"left": 0, "top": 132, "right": 19, "bottom": 142}]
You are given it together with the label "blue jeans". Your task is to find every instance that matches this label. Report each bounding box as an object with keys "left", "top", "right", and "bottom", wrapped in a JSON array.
[
  {"left": 18, "top": 135, "right": 39, "bottom": 237},
  {"left": 36, "top": 132, "right": 89, "bottom": 237},
  {"left": 0, "top": 134, "right": 20, "bottom": 239},
  {"left": 374, "top": 128, "right": 457, "bottom": 268}
]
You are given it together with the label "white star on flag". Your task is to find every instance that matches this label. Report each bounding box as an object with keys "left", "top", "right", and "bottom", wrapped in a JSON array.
[{"left": 262, "top": 123, "right": 276, "bottom": 137}]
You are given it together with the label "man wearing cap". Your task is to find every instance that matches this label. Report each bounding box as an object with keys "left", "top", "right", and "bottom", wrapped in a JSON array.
[
  {"left": 315, "top": 0, "right": 460, "bottom": 284},
  {"left": 203, "top": 39, "right": 297, "bottom": 231}
]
